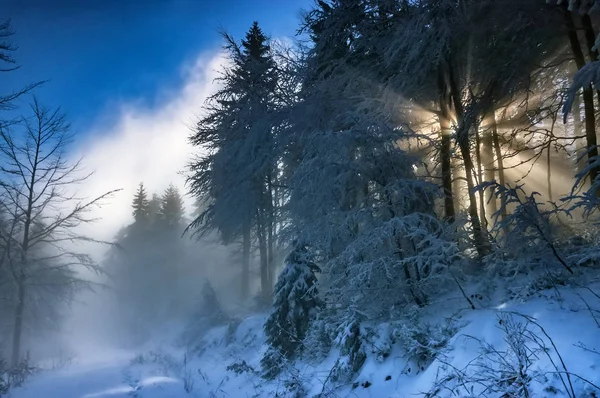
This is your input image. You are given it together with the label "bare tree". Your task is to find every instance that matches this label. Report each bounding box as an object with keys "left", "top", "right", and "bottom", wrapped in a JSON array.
[
  {"left": 0, "top": 20, "right": 42, "bottom": 116},
  {"left": 0, "top": 99, "right": 117, "bottom": 365}
]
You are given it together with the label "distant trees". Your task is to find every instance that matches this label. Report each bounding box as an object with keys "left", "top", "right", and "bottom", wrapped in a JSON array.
[{"left": 105, "top": 182, "right": 189, "bottom": 344}]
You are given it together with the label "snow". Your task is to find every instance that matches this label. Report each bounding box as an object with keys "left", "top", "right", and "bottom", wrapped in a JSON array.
[
  {"left": 8, "top": 284, "right": 600, "bottom": 397},
  {"left": 10, "top": 356, "right": 182, "bottom": 398}
]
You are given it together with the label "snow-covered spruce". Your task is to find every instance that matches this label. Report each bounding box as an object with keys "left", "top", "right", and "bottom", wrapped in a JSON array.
[
  {"left": 331, "top": 317, "right": 367, "bottom": 383},
  {"left": 261, "top": 244, "right": 323, "bottom": 378},
  {"left": 180, "top": 279, "right": 228, "bottom": 347}
]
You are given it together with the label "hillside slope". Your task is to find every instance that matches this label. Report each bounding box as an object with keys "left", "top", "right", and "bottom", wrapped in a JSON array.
[{"left": 9, "top": 284, "right": 600, "bottom": 398}]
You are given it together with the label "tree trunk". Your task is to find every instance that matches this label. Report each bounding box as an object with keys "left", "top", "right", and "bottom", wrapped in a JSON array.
[
  {"left": 565, "top": 9, "right": 600, "bottom": 186},
  {"left": 581, "top": 13, "right": 600, "bottom": 104},
  {"left": 12, "top": 139, "right": 37, "bottom": 365},
  {"left": 482, "top": 117, "right": 497, "bottom": 221},
  {"left": 12, "top": 278, "right": 25, "bottom": 366},
  {"left": 547, "top": 117, "right": 558, "bottom": 202},
  {"left": 491, "top": 111, "right": 507, "bottom": 224},
  {"left": 582, "top": 88, "right": 598, "bottom": 185},
  {"left": 402, "top": 263, "right": 424, "bottom": 307},
  {"left": 582, "top": 13, "right": 599, "bottom": 59},
  {"left": 547, "top": 142, "right": 553, "bottom": 202},
  {"left": 458, "top": 137, "right": 490, "bottom": 257},
  {"left": 446, "top": 63, "right": 490, "bottom": 257},
  {"left": 257, "top": 213, "right": 271, "bottom": 304},
  {"left": 475, "top": 128, "right": 488, "bottom": 229},
  {"left": 438, "top": 68, "right": 456, "bottom": 222},
  {"left": 573, "top": 92, "right": 585, "bottom": 175},
  {"left": 266, "top": 176, "right": 276, "bottom": 289},
  {"left": 241, "top": 222, "right": 251, "bottom": 301},
  {"left": 452, "top": 160, "right": 462, "bottom": 212},
  {"left": 397, "top": 234, "right": 425, "bottom": 307},
  {"left": 267, "top": 222, "right": 274, "bottom": 288}
]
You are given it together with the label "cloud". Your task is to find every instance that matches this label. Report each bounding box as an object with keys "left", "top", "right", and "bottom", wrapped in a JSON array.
[{"left": 69, "top": 50, "right": 225, "bottom": 247}]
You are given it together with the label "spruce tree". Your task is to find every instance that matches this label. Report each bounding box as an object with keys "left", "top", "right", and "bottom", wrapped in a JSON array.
[
  {"left": 132, "top": 183, "right": 149, "bottom": 224},
  {"left": 331, "top": 318, "right": 366, "bottom": 382},
  {"left": 261, "top": 243, "right": 322, "bottom": 378},
  {"left": 187, "top": 21, "right": 281, "bottom": 301},
  {"left": 198, "top": 279, "right": 227, "bottom": 325},
  {"left": 180, "top": 279, "right": 228, "bottom": 345},
  {"left": 147, "top": 193, "right": 161, "bottom": 226},
  {"left": 159, "top": 184, "right": 185, "bottom": 228}
]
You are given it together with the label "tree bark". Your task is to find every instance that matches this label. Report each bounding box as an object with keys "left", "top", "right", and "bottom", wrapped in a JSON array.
[
  {"left": 491, "top": 110, "right": 507, "bottom": 224},
  {"left": 266, "top": 175, "right": 275, "bottom": 289},
  {"left": 441, "top": 133, "right": 455, "bottom": 222},
  {"left": 581, "top": 13, "right": 600, "bottom": 105},
  {"left": 241, "top": 222, "right": 251, "bottom": 301},
  {"left": 475, "top": 127, "right": 488, "bottom": 230},
  {"left": 582, "top": 13, "right": 599, "bottom": 60},
  {"left": 547, "top": 142, "right": 553, "bottom": 202},
  {"left": 458, "top": 137, "right": 490, "bottom": 257},
  {"left": 11, "top": 122, "right": 38, "bottom": 366},
  {"left": 573, "top": 92, "right": 585, "bottom": 175},
  {"left": 547, "top": 116, "right": 558, "bottom": 202},
  {"left": 438, "top": 68, "right": 456, "bottom": 222},
  {"left": 257, "top": 212, "right": 271, "bottom": 304},
  {"left": 446, "top": 63, "right": 490, "bottom": 257},
  {"left": 565, "top": 9, "right": 599, "bottom": 186},
  {"left": 11, "top": 278, "right": 25, "bottom": 366},
  {"left": 482, "top": 116, "right": 497, "bottom": 221}
]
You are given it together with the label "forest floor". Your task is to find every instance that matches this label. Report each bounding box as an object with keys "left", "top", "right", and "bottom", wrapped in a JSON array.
[{"left": 8, "top": 281, "right": 600, "bottom": 398}]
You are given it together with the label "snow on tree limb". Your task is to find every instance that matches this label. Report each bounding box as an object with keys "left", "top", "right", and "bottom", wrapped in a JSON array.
[{"left": 563, "top": 61, "right": 600, "bottom": 123}]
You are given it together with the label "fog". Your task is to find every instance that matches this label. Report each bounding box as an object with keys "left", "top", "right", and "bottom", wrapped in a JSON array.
[
  {"left": 69, "top": 50, "right": 224, "bottom": 245},
  {"left": 19, "top": 49, "right": 250, "bottom": 364}
]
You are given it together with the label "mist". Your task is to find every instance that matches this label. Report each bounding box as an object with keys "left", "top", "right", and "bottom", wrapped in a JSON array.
[{"left": 20, "top": 50, "right": 249, "bottom": 364}]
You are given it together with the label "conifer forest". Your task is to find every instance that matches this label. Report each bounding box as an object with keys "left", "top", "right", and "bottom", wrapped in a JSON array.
[{"left": 2, "top": 1, "right": 600, "bottom": 397}]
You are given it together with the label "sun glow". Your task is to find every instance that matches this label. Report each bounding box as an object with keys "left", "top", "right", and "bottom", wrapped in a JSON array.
[{"left": 391, "top": 87, "right": 586, "bottom": 228}]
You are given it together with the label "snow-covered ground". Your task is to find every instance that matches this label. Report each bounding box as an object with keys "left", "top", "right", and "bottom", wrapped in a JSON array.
[{"left": 8, "top": 284, "right": 600, "bottom": 398}]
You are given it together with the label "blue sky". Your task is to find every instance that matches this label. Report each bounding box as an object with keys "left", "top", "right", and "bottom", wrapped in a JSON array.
[
  {"left": 3, "top": 0, "right": 310, "bottom": 134},
  {"left": 1, "top": 0, "right": 312, "bottom": 241}
]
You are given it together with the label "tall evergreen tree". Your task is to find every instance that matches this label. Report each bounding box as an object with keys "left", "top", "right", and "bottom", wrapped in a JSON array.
[
  {"left": 147, "top": 193, "right": 161, "bottom": 226},
  {"left": 159, "top": 184, "right": 185, "bottom": 228},
  {"left": 188, "top": 21, "right": 281, "bottom": 302},
  {"left": 132, "top": 183, "right": 149, "bottom": 224}
]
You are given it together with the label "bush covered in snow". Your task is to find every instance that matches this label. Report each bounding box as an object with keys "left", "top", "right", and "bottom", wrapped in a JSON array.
[
  {"left": 427, "top": 311, "right": 600, "bottom": 398},
  {"left": 0, "top": 354, "right": 37, "bottom": 396},
  {"left": 302, "top": 312, "right": 336, "bottom": 363},
  {"left": 394, "top": 309, "right": 458, "bottom": 371},
  {"left": 330, "top": 317, "right": 367, "bottom": 382},
  {"left": 261, "top": 244, "right": 323, "bottom": 378},
  {"left": 484, "top": 183, "right": 575, "bottom": 277},
  {"left": 130, "top": 349, "right": 180, "bottom": 376}
]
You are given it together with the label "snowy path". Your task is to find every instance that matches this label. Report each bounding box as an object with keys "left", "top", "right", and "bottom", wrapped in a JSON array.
[{"left": 9, "top": 351, "right": 185, "bottom": 398}]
